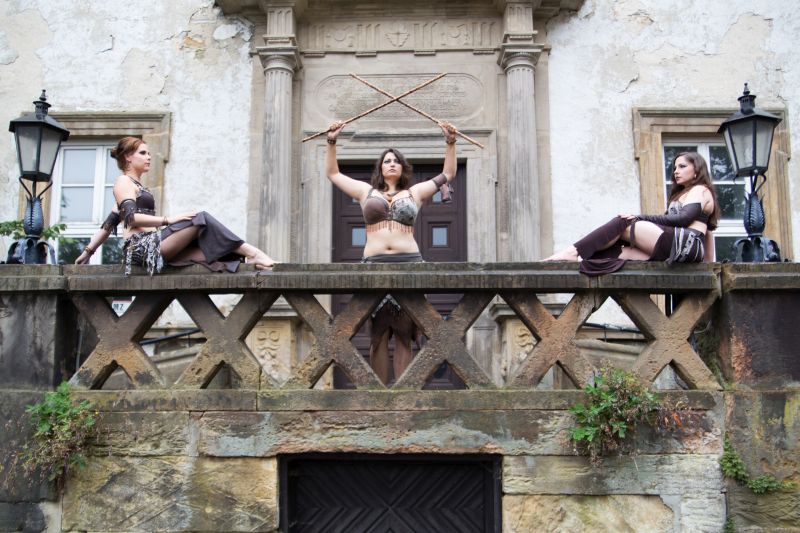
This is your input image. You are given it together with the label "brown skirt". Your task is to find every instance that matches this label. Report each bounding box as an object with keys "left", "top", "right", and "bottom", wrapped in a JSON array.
[{"left": 574, "top": 217, "right": 701, "bottom": 276}]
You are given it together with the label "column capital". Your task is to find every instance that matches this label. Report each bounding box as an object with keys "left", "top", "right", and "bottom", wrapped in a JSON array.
[
  {"left": 499, "top": 40, "right": 543, "bottom": 70},
  {"left": 256, "top": 39, "right": 302, "bottom": 72}
]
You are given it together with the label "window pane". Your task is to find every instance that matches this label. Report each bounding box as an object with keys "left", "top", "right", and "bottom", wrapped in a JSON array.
[
  {"left": 432, "top": 226, "right": 448, "bottom": 247},
  {"left": 57, "top": 237, "right": 89, "bottom": 264},
  {"left": 663, "top": 145, "right": 697, "bottom": 179},
  {"left": 105, "top": 148, "right": 119, "bottom": 184},
  {"left": 62, "top": 149, "right": 96, "bottom": 184},
  {"left": 60, "top": 187, "right": 93, "bottom": 222},
  {"left": 709, "top": 145, "right": 735, "bottom": 181},
  {"left": 104, "top": 186, "right": 116, "bottom": 214},
  {"left": 716, "top": 184, "right": 746, "bottom": 220},
  {"left": 102, "top": 237, "right": 124, "bottom": 265},
  {"left": 351, "top": 227, "right": 366, "bottom": 247}
]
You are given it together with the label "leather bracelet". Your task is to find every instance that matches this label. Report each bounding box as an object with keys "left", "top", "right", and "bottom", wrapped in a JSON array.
[
  {"left": 446, "top": 138, "right": 456, "bottom": 145},
  {"left": 162, "top": 217, "right": 168, "bottom": 226},
  {"left": 327, "top": 138, "right": 337, "bottom": 145},
  {"left": 84, "top": 246, "right": 95, "bottom": 255}
]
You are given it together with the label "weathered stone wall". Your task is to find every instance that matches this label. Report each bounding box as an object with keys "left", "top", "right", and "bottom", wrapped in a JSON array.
[
  {"left": 1, "top": 263, "right": 798, "bottom": 532},
  {"left": 45, "top": 389, "right": 725, "bottom": 533}
]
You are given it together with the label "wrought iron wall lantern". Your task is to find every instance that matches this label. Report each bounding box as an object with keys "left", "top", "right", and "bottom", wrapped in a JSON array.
[
  {"left": 7, "top": 90, "right": 70, "bottom": 264},
  {"left": 718, "top": 84, "right": 783, "bottom": 262}
]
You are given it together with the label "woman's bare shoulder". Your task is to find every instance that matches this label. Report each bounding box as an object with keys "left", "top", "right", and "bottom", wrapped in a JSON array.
[{"left": 683, "top": 184, "right": 711, "bottom": 200}]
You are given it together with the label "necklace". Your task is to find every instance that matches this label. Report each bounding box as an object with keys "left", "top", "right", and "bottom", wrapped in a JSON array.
[
  {"left": 125, "top": 174, "right": 144, "bottom": 187},
  {"left": 385, "top": 190, "right": 400, "bottom": 198}
]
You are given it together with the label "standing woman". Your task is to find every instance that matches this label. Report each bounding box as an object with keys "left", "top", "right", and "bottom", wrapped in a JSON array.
[
  {"left": 325, "top": 120, "right": 457, "bottom": 383},
  {"left": 545, "top": 152, "right": 719, "bottom": 274},
  {"left": 111, "top": 137, "right": 276, "bottom": 275}
]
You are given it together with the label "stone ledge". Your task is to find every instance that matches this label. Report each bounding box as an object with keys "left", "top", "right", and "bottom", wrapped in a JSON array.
[
  {"left": 69, "top": 389, "right": 258, "bottom": 412},
  {"left": 45, "top": 390, "right": 719, "bottom": 412},
  {"left": 722, "top": 263, "right": 800, "bottom": 291},
  {"left": 0, "top": 262, "right": 724, "bottom": 293}
]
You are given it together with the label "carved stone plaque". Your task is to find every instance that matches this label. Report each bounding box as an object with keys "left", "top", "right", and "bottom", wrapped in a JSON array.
[
  {"left": 315, "top": 74, "right": 483, "bottom": 122},
  {"left": 246, "top": 319, "right": 294, "bottom": 383},
  {"left": 299, "top": 19, "right": 499, "bottom": 53}
]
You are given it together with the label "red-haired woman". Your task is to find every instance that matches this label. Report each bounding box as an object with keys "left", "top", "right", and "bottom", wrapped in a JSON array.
[
  {"left": 325, "top": 120, "right": 458, "bottom": 383},
  {"left": 545, "top": 152, "right": 718, "bottom": 274},
  {"left": 109, "top": 137, "right": 275, "bottom": 275}
]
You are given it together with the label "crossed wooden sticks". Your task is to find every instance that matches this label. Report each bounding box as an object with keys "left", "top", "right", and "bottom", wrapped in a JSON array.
[{"left": 302, "top": 73, "right": 484, "bottom": 149}]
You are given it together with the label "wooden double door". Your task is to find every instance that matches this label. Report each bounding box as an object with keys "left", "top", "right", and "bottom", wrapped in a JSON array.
[{"left": 331, "top": 162, "right": 467, "bottom": 388}]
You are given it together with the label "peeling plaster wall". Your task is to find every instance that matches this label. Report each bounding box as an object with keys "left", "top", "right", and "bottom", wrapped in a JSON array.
[
  {"left": 0, "top": 0, "right": 253, "bottom": 256},
  {"left": 546, "top": 0, "right": 800, "bottom": 260},
  {"left": 1, "top": 0, "right": 798, "bottom": 262}
]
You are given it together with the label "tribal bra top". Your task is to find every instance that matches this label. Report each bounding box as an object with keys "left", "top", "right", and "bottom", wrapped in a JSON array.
[
  {"left": 667, "top": 201, "right": 712, "bottom": 225},
  {"left": 118, "top": 177, "right": 156, "bottom": 229},
  {"left": 362, "top": 188, "right": 419, "bottom": 233}
]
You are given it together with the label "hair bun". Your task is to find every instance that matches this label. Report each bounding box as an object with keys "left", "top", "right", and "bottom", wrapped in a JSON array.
[{"left": 110, "top": 148, "right": 119, "bottom": 159}]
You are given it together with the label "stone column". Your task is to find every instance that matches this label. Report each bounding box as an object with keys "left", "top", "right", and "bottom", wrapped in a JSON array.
[
  {"left": 499, "top": 2, "right": 544, "bottom": 261},
  {"left": 254, "top": 3, "right": 303, "bottom": 260}
]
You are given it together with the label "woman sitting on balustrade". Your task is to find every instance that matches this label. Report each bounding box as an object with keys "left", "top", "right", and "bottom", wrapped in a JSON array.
[
  {"left": 77, "top": 137, "right": 277, "bottom": 274},
  {"left": 325, "top": 119, "right": 458, "bottom": 384},
  {"left": 544, "top": 151, "right": 718, "bottom": 275}
]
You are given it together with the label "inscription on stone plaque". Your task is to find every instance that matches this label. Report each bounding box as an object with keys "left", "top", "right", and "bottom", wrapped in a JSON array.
[
  {"left": 315, "top": 74, "right": 482, "bottom": 122},
  {"left": 299, "top": 19, "right": 499, "bottom": 52}
]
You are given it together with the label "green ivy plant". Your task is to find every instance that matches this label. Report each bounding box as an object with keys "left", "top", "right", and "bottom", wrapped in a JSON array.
[
  {"left": 723, "top": 518, "right": 735, "bottom": 533},
  {"left": 720, "top": 435, "right": 795, "bottom": 494},
  {"left": 569, "top": 367, "right": 663, "bottom": 465},
  {"left": 12, "top": 382, "right": 99, "bottom": 486},
  {"left": 0, "top": 219, "right": 67, "bottom": 241}
]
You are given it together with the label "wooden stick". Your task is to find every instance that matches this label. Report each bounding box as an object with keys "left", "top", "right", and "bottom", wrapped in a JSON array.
[
  {"left": 301, "top": 73, "right": 447, "bottom": 142},
  {"left": 350, "top": 73, "right": 485, "bottom": 149}
]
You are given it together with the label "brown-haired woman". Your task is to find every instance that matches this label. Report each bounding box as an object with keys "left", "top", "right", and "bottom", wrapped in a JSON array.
[
  {"left": 325, "top": 120, "right": 457, "bottom": 384},
  {"left": 110, "top": 136, "right": 276, "bottom": 275},
  {"left": 544, "top": 151, "right": 718, "bottom": 275}
]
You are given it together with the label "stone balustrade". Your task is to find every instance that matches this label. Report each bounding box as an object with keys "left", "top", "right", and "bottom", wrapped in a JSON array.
[
  {"left": 1, "top": 262, "right": 798, "bottom": 532},
  {"left": 0, "top": 261, "right": 737, "bottom": 392},
  {"left": 3, "top": 261, "right": 799, "bottom": 394}
]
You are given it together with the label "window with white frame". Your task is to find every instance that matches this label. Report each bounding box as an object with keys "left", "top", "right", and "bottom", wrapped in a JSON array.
[
  {"left": 662, "top": 141, "right": 745, "bottom": 261},
  {"left": 50, "top": 142, "right": 123, "bottom": 264}
]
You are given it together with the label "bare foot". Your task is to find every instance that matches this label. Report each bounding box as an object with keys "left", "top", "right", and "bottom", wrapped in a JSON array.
[
  {"left": 543, "top": 246, "right": 581, "bottom": 262},
  {"left": 247, "top": 252, "right": 276, "bottom": 270}
]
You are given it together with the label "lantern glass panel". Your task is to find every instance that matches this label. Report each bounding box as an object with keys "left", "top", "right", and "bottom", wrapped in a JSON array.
[
  {"left": 39, "top": 126, "right": 63, "bottom": 177},
  {"left": 754, "top": 117, "right": 776, "bottom": 170},
  {"left": 728, "top": 120, "right": 755, "bottom": 171},
  {"left": 15, "top": 124, "right": 41, "bottom": 173}
]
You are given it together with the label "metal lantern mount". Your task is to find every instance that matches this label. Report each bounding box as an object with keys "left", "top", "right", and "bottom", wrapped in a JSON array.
[
  {"left": 7, "top": 90, "right": 71, "bottom": 264},
  {"left": 717, "top": 84, "right": 783, "bottom": 262}
]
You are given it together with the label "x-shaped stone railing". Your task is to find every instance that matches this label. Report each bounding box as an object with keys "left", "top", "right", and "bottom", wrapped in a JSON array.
[
  {"left": 391, "top": 292, "right": 495, "bottom": 389},
  {"left": 502, "top": 292, "right": 600, "bottom": 388},
  {"left": 70, "top": 292, "right": 173, "bottom": 389},
  {"left": 64, "top": 279, "right": 721, "bottom": 391},
  {"left": 283, "top": 292, "right": 386, "bottom": 389},
  {"left": 174, "top": 291, "right": 280, "bottom": 389},
  {"left": 614, "top": 291, "right": 721, "bottom": 390}
]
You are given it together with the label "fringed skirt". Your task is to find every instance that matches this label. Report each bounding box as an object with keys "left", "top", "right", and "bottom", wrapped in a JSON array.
[
  {"left": 123, "top": 212, "right": 245, "bottom": 275},
  {"left": 123, "top": 231, "right": 163, "bottom": 276}
]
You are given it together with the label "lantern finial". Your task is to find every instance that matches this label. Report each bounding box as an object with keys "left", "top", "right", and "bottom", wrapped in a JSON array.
[{"left": 738, "top": 83, "right": 756, "bottom": 115}]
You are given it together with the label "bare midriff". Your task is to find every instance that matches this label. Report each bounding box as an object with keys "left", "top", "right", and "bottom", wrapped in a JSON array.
[{"left": 362, "top": 228, "right": 420, "bottom": 258}]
